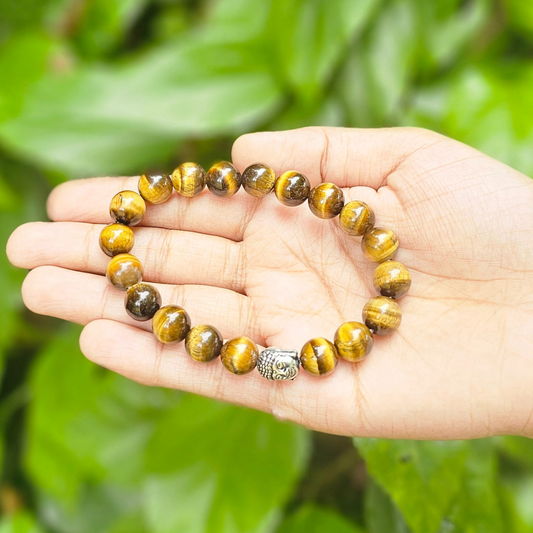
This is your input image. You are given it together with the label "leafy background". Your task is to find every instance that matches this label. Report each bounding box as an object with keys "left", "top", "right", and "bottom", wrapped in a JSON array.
[{"left": 1, "top": 0, "right": 533, "bottom": 531}]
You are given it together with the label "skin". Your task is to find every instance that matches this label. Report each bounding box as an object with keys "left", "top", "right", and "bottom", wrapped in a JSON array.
[{"left": 6, "top": 127, "right": 533, "bottom": 440}]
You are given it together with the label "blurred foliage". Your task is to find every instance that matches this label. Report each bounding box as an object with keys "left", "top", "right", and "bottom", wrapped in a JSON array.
[{"left": 1, "top": 0, "right": 533, "bottom": 531}]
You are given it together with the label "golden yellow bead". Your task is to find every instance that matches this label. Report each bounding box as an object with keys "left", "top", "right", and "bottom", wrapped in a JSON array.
[
  {"left": 109, "top": 190, "right": 146, "bottom": 226},
  {"left": 339, "top": 201, "right": 375, "bottom": 236},
  {"left": 373, "top": 260, "right": 411, "bottom": 299},
  {"left": 220, "top": 337, "right": 259, "bottom": 375},
  {"left": 242, "top": 163, "right": 276, "bottom": 197},
  {"left": 334, "top": 322, "right": 374, "bottom": 362},
  {"left": 138, "top": 173, "right": 173, "bottom": 204},
  {"left": 308, "top": 183, "right": 344, "bottom": 219},
  {"left": 300, "top": 338, "right": 338, "bottom": 376},
  {"left": 362, "top": 296, "right": 401, "bottom": 336},
  {"left": 185, "top": 325, "right": 223, "bottom": 362},
  {"left": 206, "top": 161, "right": 241, "bottom": 197},
  {"left": 106, "top": 253, "right": 143, "bottom": 291},
  {"left": 172, "top": 162, "right": 206, "bottom": 197},
  {"left": 99, "top": 223, "right": 134, "bottom": 257},
  {"left": 152, "top": 305, "right": 191, "bottom": 344},
  {"left": 361, "top": 227, "right": 399, "bottom": 263},
  {"left": 274, "top": 171, "right": 311, "bottom": 207}
]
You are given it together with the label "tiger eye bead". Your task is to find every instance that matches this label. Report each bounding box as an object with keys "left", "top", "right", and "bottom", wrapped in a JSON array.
[
  {"left": 172, "top": 162, "right": 206, "bottom": 197},
  {"left": 339, "top": 201, "right": 375, "bottom": 236},
  {"left": 220, "top": 337, "right": 259, "bottom": 375},
  {"left": 138, "top": 173, "right": 173, "bottom": 204},
  {"left": 106, "top": 253, "right": 143, "bottom": 290},
  {"left": 185, "top": 325, "right": 224, "bottom": 362},
  {"left": 334, "top": 322, "right": 374, "bottom": 362},
  {"left": 308, "top": 183, "right": 344, "bottom": 219},
  {"left": 99, "top": 223, "right": 134, "bottom": 257},
  {"left": 110, "top": 191, "right": 146, "bottom": 226},
  {"left": 362, "top": 296, "right": 401, "bottom": 336},
  {"left": 274, "top": 171, "right": 311, "bottom": 207},
  {"left": 373, "top": 260, "right": 411, "bottom": 299},
  {"left": 152, "top": 305, "right": 191, "bottom": 344},
  {"left": 242, "top": 163, "right": 276, "bottom": 197},
  {"left": 300, "top": 338, "right": 338, "bottom": 376},
  {"left": 124, "top": 282, "right": 161, "bottom": 321},
  {"left": 206, "top": 161, "right": 241, "bottom": 197},
  {"left": 361, "top": 227, "right": 399, "bottom": 263}
]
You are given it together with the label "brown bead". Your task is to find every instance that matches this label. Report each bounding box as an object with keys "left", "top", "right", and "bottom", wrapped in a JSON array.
[
  {"left": 152, "top": 305, "right": 191, "bottom": 344},
  {"left": 242, "top": 163, "right": 276, "bottom": 197},
  {"left": 220, "top": 337, "right": 259, "bottom": 375},
  {"left": 172, "top": 162, "right": 206, "bottom": 197},
  {"left": 124, "top": 282, "right": 161, "bottom": 321},
  {"left": 206, "top": 161, "right": 241, "bottom": 197},
  {"left": 334, "top": 322, "right": 374, "bottom": 362},
  {"left": 110, "top": 190, "right": 146, "bottom": 226},
  {"left": 373, "top": 260, "right": 411, "bottom": 299},
  {"left": 99, "top": 223, "right": 134, "bottom": 257},
  {"left": 106, "top": 253, "right": 143, "bottom": 291},
  {"left": 138, "top": 173, "right": 173, "bottom": 204},
  {"left": 308, "top": 183, "right": 344, "bottom": 219},
  {"left": 361, "top": 227, "right": 399, "bottom": 263},
  {"left": 339, "top": 201, "right": 375, "bottom": 236},
  {"left": 362, "top": 296, "right": 401, "bottom": 336},
  {"left": 185, "top": 325, "right": 224, "bottom": 362},
  {"left": 300, "top": 338, "right": 338, "bottom": 376},
  {"left": 274, "top": 171, "right": 311, "bottom": 206}
]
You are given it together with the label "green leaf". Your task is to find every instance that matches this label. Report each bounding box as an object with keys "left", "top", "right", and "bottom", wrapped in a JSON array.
[
  {"left": 145, "top": 394, "right": 311, "bottom": 533},
  {"left": 354, "top": 438, "right": 468, "bottom": 533},
  {"left": 364, "top": 478, "right": 411, "bottom": 533},
  {"left": 277, "top": 504, "right": 365, "bottom": 533},
  {"left": 0, "top": 32, "right": 54, "bottom": 123},
  {"left": 0, "top": 511, "right": 45, "bottom": 533},
  {"left": 269, "top": 0, "right": 378, "bottom": 104},
  {"left": 443, "top": 439, "right": 503, "bottom": 533},
  {"left": 495, "top": 435, "right": 533, "bottom": 469},
  {"left": 0, "top": 22, "right": 282, "bottom": 176}
]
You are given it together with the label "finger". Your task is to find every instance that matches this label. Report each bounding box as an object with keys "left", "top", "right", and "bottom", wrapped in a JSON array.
[
  {"left": 232, "top": 126, "right": 444, "bottom": 189},
  {"left": 80, "top": 319, "right": 364, "bottom": 436},
  {"left": 22, "top": 266, "right": 259, "bottom": 340},
  {"left": 8, "top": 222, "right": 245, "bottom": 293},
  {"left": 47, "top": 176, "right": 260, "bottom": 241}
]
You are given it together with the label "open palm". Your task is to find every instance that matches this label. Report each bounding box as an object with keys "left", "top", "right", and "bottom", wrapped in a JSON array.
[{"left": 7, "top": 127, "right": 533, "bottom": 439}]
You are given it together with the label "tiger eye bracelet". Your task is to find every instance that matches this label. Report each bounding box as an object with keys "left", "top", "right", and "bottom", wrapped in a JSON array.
[{"left": 99, "top": 161, "right": 411, "bottom": 381}]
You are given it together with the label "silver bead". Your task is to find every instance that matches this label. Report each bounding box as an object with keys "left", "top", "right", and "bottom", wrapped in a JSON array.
[{"left": 257, "top": 348, "right": 300, "bottom": 381}]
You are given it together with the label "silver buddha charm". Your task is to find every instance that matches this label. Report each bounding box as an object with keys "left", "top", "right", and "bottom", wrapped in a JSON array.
[{"left": 257, "top": 348, "right": 300, "bottom": 381}]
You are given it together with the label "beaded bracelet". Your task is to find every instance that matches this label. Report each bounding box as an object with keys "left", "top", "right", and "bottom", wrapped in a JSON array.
[{"left": 99, "top": 161, "right": 411, "bottom": 381}]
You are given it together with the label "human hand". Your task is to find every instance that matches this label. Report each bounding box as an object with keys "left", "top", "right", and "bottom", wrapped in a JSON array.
[{"left": 7, "top": 127, "right": 533, "bottom": 439}]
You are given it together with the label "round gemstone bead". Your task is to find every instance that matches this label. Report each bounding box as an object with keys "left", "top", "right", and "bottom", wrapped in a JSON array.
[
  {"left": 172, "top": 162, "right": 206, "bottom": 197},
  {"left": 362, "top": 296, "right": 401, "bottom": 336},
  {"left": 152, "top": 305, "right": 191, "bottom": 344},
  {"left": 138, "top": 173, "right": 173, "bottom": 204},
  {"left": 361, "top": 227, "right": 399, "bottom": 262},
  {"left": 274, "top": 171, "right": 311, "bottom": 206},
  {"left": 334, "top": 322, "right": 374, "bottom": 362},
  {"left": 373, "top": 260, "right": 411, "bottom": 299},
  {"left": 242, "top": 163, "right": 276, "bottom": 197},
  {"left": 339, "top": 200, "right": 375, "bottom": 236},
  {"left": 308, "top": 183, "right": 344, "bottom": 219},
  {"left": 206, "top": 161, "right": 241, "bottom": 197},
  {"left": 106, "top": 253, "right": 143, "bottom": 290},
  {"left": 109, "top": 190, "right": 146, "bottom": 226},
  {"left": 220, "top": 336, "right": 259, "bottom": 375},
  {"left": 124, "top": 282, "right": 161, "bottom": 321},
  {"left": 300, "top": 338, "right": 338, "bottom": 376},
  {"left": 99, "top": 223, "right": 134, "bottom": 257},
  {"left": 185, "top": 325, "right": 224, "bottom": 362}
]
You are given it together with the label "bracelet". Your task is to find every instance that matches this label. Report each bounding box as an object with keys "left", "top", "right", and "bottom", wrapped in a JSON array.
[{"left": 99, "top": 162, "right": 411, "bottom": 381}]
